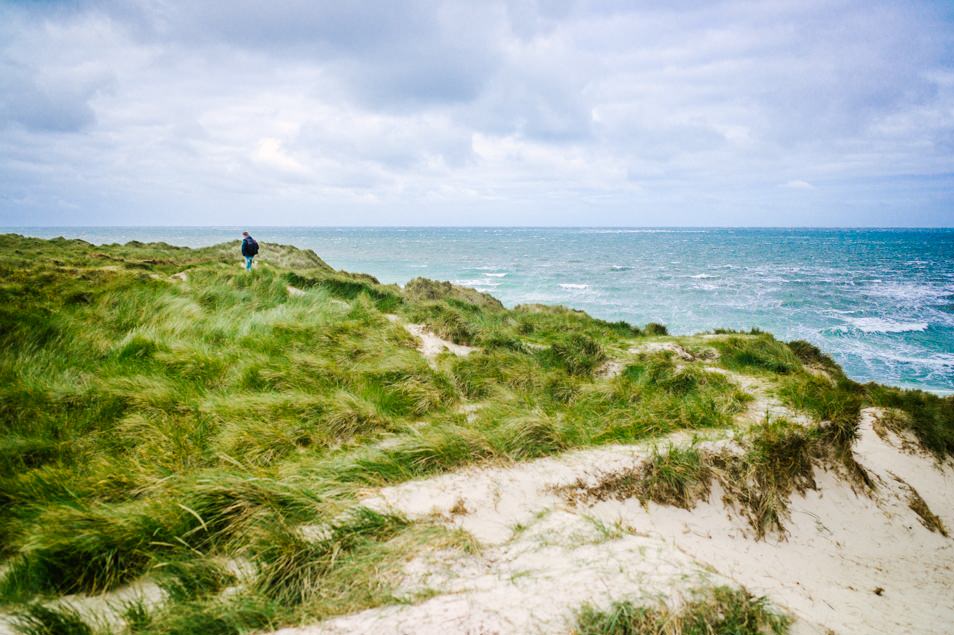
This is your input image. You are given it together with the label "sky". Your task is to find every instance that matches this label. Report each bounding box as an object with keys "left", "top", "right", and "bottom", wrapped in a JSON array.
[{"left": 2, "top": 0, "right": 954, "bottom": 227}]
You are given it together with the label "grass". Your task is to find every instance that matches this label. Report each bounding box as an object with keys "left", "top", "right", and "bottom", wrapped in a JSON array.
[
  {"left": 574, "top": 585, "right": 789, "bottom": 635},
  {"left": 563, "top": 417, "right": 873, "bottom": 539},
  {"left": 12, "top": 603, "right": 97, "bottom": 635},
  {"left": 892, "top": 476, "right": 949, "bottom": 537},
  {"left": 711, "top": 335, "right": 800, "bottom": 375},
  {"left": 864, "top": 383, "right": 954, "bottom": 457},
  {"left": 562, "top": 445, "right": 713, "bottom": 510},
  {"left": 0, "top": 234, "right": 951, "bottom": 633}
]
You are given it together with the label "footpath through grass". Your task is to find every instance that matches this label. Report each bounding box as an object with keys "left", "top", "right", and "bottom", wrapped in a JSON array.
[{"left": 0, "top": 234, "right": 951, "bottom": 634}]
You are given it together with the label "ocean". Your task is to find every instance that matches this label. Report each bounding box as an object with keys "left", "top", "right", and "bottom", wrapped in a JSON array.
[{"left": 10, "top": 227, "right": 954, "bottom": 394}]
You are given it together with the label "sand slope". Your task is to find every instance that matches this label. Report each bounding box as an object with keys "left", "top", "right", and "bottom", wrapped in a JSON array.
[{"left": 272, "top": 408, "right": 954, "bottom": 635}]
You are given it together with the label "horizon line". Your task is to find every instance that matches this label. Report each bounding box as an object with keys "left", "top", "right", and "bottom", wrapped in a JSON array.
[{"left": 3, "top": 225, "right": 953, "bottom": 230}]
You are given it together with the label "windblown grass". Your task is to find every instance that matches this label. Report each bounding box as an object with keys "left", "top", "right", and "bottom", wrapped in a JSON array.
[
  {"left": 892, "top": 476, "right": 949, "bottom": 537},
  {"left": 563, "top": 444, "right": 713, "bottom": 510},
  {"left": 864, "top": 383, "right": 954, "bottom": 456},
  {"left": 0, "top": 234, "right": 950, "bottom": 633},
  {"left": 574, "top": 585, "right": 789, "bottom": 635},
  {"left": 12, "top": 603, "right": 97, "bottom": 635},
  {"left": 563, "top": 417, "right": 872, "bottom": 539},
  {"left": 712, "top": 335, "right": 800, "bottom": 375}
]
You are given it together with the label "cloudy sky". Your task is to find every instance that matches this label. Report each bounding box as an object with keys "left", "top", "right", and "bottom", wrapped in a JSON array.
[{"left": 2, "top": 1, "right": 953, "bottom": 226}]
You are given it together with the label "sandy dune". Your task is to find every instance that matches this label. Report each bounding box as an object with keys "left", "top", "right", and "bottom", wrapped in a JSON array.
[{"left": 272, "top": 408, "right": 954, "bottom": 635}]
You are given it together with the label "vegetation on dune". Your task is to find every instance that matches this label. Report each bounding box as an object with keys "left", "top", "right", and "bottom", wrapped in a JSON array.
[
  {"left": 0, "top": 234, "right": 951, "bottom": 633},
  {"left": 574, "top": 585, "right": 789, "bottom": 635},
  {"left": 13, "top": 603, "right": 95, "bottom": 635},
  {"left": 711, "top": 334, "right": 801, "bottom": 375},
  {"left": 562, "top": 415, "right": 875, "bottom": 538},
  {"left": 864, "top": 383, "right": 954, "bottom": 457}
]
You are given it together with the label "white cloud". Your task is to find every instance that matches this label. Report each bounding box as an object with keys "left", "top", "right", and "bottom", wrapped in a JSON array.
[
  {"left": 1, "top": 0, "right": 953, "bottom": 226},
  {"left": 253, "top": 138, "right": 307, "bottom": 174},
  {"left": 782, "top": 180, "right": 815, "bottom": 190}
]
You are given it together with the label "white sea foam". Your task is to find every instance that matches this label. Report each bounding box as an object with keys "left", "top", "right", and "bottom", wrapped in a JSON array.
[
  {"left": 559, "top": 283, "right": 589, "bottom": 290},
  {"left": 842, "top": 317, "right": 929, "bottom": 334},
  {"left": 452, "top": 279, "right": 501, "bottom": 288},
  {"left": 581, "top": 229, "right": 707, "bottom": 234},
  {"left": 833, "top": 339, "right": 954, "bottom": 374},
  {"left": 689, "top": 273, "right": 715, "bottom": 279},
  {"left": 864, "top": 282, "right": 951, "bottom": 304},
  {"left": 483, "top": 273, "right": 507, "bottom": 277}
]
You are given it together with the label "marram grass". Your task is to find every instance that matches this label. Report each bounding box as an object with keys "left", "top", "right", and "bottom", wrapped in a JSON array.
[
  {"left": 0, "top": 234, "right": 951, "bottom": 633},
  {"left": 574, "top": 585, "right": 789, "bottom": 635}
]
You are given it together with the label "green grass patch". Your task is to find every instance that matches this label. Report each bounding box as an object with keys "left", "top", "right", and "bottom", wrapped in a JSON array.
[
  {"left": 864, "top": 384, "right": 954, "bottom": 456},
  {"left": 712, "top": 335, "right": 801, "bottom": 375},
  {"left": 574, "top": 585, "right": 789, "bottom": 635},
  {"left": 0, "top": 234, "right": 950, "bottom": 631}
]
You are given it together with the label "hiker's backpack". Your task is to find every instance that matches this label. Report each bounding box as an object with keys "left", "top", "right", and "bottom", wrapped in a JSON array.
[{"left": 249, "top": 238, "right": 259, "bottom": 255}]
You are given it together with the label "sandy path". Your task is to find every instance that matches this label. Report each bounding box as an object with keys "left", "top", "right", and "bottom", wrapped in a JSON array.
[
  {"left": 385, "top": 315, "right": 477, "bottom": 363},
  {"left": 272, "top": 408, "right": 954, "bottom": 635},
  {"left": 704, "top": 366, "right": 815, "bottom": 427}
]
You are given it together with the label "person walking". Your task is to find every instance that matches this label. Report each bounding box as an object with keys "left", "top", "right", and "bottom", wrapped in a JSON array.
[{"left": 241, "top": 231, "right": 259, "bottom": 270}]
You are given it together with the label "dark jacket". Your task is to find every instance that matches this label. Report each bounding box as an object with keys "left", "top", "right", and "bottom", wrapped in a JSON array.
[{"left": 241, "top": 236, "right": 255, "bottom": 257}]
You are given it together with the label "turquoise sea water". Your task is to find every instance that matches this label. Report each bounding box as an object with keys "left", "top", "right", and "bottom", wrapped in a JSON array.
[{"left": 10, "top": 227, "right": 954, "bottom": 394}]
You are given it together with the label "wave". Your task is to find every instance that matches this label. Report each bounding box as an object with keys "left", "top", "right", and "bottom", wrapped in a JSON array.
[
  {"left": 864, "top": 282, "right": 952, "bottom": 305},
  {"left": 833, "top": 339, "right": 954, "bottom": 371},
  {"left": 559, "top": 283, "right": 589, "bottom": 290},
  {"left": 841, "top": 317, "right": 929, "bottom": 334},
  {"left": 609, "top": 265, "right": 632, "bottom": 271},
  {"left": 452, "top": 279, "right": 501, "bottom": 288},
  {"left": 689, "top": 273, "right": 716, "bottom": 279},
  {"left": 581, "top": 229, "right": 707, "bottom": 234},
  {"left": 483, "top": 272, "right": 507, "bottom": 278}
]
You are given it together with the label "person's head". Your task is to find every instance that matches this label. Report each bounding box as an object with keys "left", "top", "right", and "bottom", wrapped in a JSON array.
[{"left": 242, "top": 231, "right": 249, "bottom": 237}]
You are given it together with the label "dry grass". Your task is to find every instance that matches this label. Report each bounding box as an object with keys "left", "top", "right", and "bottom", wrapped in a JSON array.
[
  {"left": 892, "top": 476, "right": 948, "bottom": 537},
  {"left": 562, "top": 418, "right": 874, "bottom": 539}
]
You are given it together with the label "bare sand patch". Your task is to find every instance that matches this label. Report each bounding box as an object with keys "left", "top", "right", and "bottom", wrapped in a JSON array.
[{"left": 628, "top": 341, "right": 697, "bottom": 360}]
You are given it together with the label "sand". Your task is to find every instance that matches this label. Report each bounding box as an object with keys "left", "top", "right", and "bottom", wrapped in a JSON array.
[
  {"left": 385, "top": 314, "right": 477, "bottom": 363},
  {"left": 271, "top": 408, "right": 954, "bottom": 635}
]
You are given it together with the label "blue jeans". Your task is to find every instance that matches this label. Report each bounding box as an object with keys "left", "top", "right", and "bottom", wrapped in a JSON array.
[{"left": 245, "top": 256, "right": 254, "bottom": 270}]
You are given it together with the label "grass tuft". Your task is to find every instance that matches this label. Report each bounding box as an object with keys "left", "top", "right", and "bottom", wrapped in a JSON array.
[
  {"left": 12, "top": 603, "right": 94, "bottom": 635},
  {"left": 893, "top": 477, "right": 948, "bottom": 537},
  {"left": 713, "top": 335, "right": 800, "bottom": 375},
  {"left": 574, "top": 585, "right": 789, "bottom": 635},
  {"left": 563, "top": 418, "right": 871, "bottom": 539},
  {"left": 564, "top": 445, "right": 711, "bottom": 510},
  {"left": 545, "top": 334, "right": 606, "bottom": 376},
  {"left": 254, "top": 507, "right": 407, "bottom": 606},
  {"left": 864, "top": 384, "right": 954, "bottom": 457}
]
